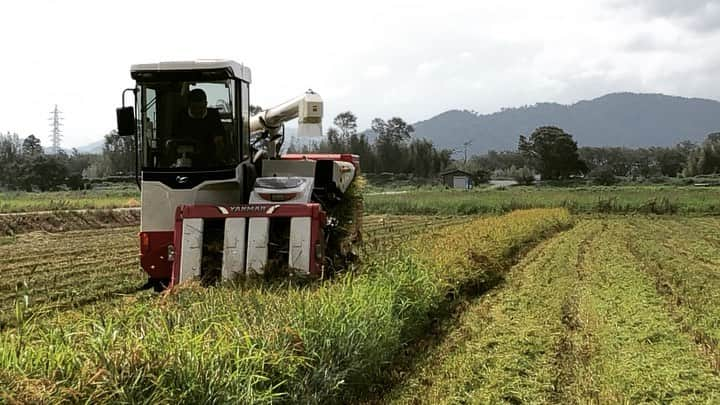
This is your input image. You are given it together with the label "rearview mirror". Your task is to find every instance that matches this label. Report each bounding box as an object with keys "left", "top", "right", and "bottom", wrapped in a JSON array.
[{"left": 116, "top": 106, "right": 136, "bottom": 136}]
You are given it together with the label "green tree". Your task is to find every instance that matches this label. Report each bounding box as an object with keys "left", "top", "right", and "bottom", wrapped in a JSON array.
[
  {"left": 378, "top": 117, "right": 414, "bottom": 143},
  {"left": 653, "top": 147, "right": 686, "bottom": 177},
  {"left": 22, "top": 135, "right": 43, "bottom": 156},
  {"left": 333, "top": 111, "right": 358, "bottom": 146},
  {"left": 15, "top": 154, "right": 69, "bottom": 191},
  {"left": 325, "top": 127, "right": 342, "bottom": 151},
  {"left": 512, "top": 166, "right": 535, "bottom": 185},
  {"left": 519, "top": 126, "right": 586, "bottom": 180},
  {"left": 684, "top": 133, "right": 720, "bottom": 176},
  {"left": 103, "top": 130, "right": 135, "bottom": 175},
  {"left": 372, "top": 117, "right": 414, "bottom": 172},
  {"left": 407, "top": 139, "right": 435, "bottom": 177},
  {"left": 468, "top": 150, "right": 525, "bottom": 172},
  {"left": 588, "top": 165, "right": 619, "bottom": 185}
]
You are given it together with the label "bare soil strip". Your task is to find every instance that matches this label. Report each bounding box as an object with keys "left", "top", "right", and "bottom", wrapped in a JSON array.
[{"left": 0, "top": 208, "right": 140, "bottom": 236}]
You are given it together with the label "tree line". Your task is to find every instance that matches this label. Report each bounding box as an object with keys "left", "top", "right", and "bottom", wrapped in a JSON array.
[
  {"left": 286, "top": 112, "right": 453, "bottom": 177},
  {"left": 0, "top": 131, "right": 133, "bottom": 191},
  {"left": 460, "top": 126, "right": 720, "bottom": 184},
  {"left": 3, "top": 117, "right": 719, "bottom": 191}
]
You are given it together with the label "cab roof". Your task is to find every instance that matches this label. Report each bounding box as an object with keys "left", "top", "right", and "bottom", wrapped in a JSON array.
[{"left": 130, "top": 60, "right": 251, "bottom": 83}]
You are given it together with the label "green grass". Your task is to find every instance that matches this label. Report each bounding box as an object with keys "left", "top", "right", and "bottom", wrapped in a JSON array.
[
  {"left": 0, "top": 188, "right": 139, "bottom": 213},
  {"left": 0, "top": 209, "right": 571, "bottom": 403},
  {"left": 365, "top": 185, "right": 720, "bottom": 215},
  {"left": 3, "top": 184, "right": 719, "bottom": 217}
]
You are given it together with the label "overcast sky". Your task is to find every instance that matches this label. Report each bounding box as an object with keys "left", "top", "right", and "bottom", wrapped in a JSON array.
[{"left": 1, "top": 0, "right": 719, "bottom": 148}]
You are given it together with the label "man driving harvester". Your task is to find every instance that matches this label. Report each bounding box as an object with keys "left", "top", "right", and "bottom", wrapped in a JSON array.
[{"left": 167, "top": 88, "right": 225, "bottom": 167}]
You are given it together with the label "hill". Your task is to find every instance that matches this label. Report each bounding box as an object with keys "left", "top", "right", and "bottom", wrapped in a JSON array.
[
  {"left": 74, "top": 139, "right": 105, "bottom": 154},
  {"left": 411, "top": 93, "right": 720, "bottom": 153}
]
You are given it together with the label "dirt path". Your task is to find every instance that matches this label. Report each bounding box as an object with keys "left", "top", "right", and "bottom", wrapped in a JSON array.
[
  {"left": 0, "top": 208, "right": 141, "bottom": 236},
  {"left": 0, "top": 207, "right": 139, "bottom": 217}
]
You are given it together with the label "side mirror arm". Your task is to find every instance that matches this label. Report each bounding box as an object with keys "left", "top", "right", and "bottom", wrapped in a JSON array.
[{"left": 117, "top": 88, "right": 141, "bottom": 189}]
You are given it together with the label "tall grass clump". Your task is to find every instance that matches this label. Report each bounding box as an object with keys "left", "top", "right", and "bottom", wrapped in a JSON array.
[{"left": 0, "top": 209, "right": 572, "bottom": 404}]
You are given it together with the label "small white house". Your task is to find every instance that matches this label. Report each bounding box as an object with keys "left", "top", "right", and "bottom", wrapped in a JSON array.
[{"left": 440, "top": 169, "right": 472, "bottom": 189}]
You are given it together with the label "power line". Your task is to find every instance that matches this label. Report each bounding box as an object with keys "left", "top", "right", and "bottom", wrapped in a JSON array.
[{"left": 48, "top": 105, "right": 63, "bottom": 154}]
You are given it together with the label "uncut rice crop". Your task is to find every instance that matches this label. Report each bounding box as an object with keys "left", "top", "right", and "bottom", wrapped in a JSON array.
[
  {"left": 0, "top": 215, "right": 472, "bottom": 328},
  {"left": 0, "top": 209, "right": 571, "bottom": 404}
]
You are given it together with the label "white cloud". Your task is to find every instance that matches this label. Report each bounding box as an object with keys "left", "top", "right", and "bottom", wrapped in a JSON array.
[
  {"left": 363, "top": 65, "right": 391, "bottom": 80},
  {"left": 0, "top": 0, "right": 718, "bottom": 148},
  {"left": 416, "top": 60, "right": 445, "bottom": 78}
]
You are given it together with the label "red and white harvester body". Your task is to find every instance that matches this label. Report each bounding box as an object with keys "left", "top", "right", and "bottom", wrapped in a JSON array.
[{"left": 116, "top": 60, "right": 359, "bottom": 290}]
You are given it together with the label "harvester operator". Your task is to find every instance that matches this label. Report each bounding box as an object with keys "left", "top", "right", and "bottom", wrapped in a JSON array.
[{"left": 167, "top": 88, "right": 226, "bottom": 167}]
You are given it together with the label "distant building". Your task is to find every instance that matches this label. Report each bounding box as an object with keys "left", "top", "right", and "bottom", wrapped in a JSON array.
[{"left": 440, "top": 169, "right": 472, "bottom": 189}]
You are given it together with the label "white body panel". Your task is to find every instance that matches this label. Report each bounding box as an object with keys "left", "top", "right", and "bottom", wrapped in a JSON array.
[
  {"left": 179, "top": 218, "right": 204, "bottom": 282},
  {"left": 140, "top": 178, "right": 242, "bottom": 232},
  {"left": 289, "top": 217, "right": 312, "bottom": 274},
  {"left": 246, "top": 217, "right": 270, "bottom": 274},
  {"left": 222, "top": 218, "right": 247, "bottom": 280}
]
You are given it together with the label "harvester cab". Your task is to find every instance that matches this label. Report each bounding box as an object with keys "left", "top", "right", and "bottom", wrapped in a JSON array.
[{"left": 116, "top": 60, "right": 361, "bottom": 291}]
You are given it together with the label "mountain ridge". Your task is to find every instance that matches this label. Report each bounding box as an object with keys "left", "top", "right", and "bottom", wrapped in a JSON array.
[{"left": 411, "top": 92, "right": 720, "bottom": 153}]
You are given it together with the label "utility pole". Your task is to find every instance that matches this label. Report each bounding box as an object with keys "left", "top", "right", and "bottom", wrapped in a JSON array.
[
  {"left": 463, "top": 140, "right": 472, "bottom": 165},
  {"left": 48, "top": 105, "right": 63, "bottom": 154}
]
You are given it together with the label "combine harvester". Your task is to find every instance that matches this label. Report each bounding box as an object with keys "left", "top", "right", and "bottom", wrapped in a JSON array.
[{"left": 116, "top": 60, "right": 361, "bottom": 291}]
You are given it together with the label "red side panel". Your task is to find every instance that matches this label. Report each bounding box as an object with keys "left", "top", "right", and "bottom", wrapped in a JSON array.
[
  {"left": 139, "top": 231, "right": 174, "bottom": 279},
  {"left": 281, "top": 153, "right": 360, "bottom": 168}
]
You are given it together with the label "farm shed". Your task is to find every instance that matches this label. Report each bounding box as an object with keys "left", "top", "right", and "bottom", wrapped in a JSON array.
[{"left": 440, "top": 169, "right": 473, "bottom": 189}]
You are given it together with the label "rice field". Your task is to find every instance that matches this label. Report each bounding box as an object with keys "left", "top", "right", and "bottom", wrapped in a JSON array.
[
  {"left": 0, "top": 215, "right": 470, "bottom": 328},
  {"left": 0, "top": 227, "right": 144, "bottom": 328},
  {"left": 0, "top": 209, "right": 571, "bottom": 403},
  {"left": 4, "top": 184, "right": 720, "bottom": 215},
  {"left": 2, "top": 190, "right": 720, "bottom": 403},
  {"left": 387, "top": 217, "right": 720, "bottom": 404}
]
